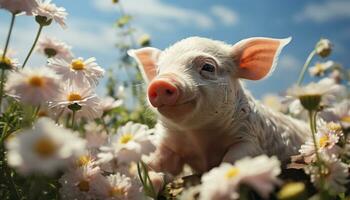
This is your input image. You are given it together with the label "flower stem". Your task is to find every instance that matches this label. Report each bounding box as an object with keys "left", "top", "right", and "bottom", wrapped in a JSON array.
[
  {"left": 22, "top": 24, "right": 44, "bottom": 68},
  {"left": 71, "top": 110, "right": 76, "bottom": 129},
  {"left": 297, "top": 50, "right": 316, "bottom": 86},
  {"left": 0, "top": 14, "right": 16, "bottom": 113},
  {"left": 100, "top": 117, "right": 110, "bottom": 135},
  {"left": 308, "top": 110, "right": 321, "bottom": 162},
  {"left": 308, "top": 110, "right": 327, "bottom": 192},
  {"left": 2, "top": 14, "right": 16, "bottom": 59}
]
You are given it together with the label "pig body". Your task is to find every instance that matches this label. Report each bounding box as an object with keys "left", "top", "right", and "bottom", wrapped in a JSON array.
[{"left": 129, "top": 37, "right": 310, "bottom": 175}]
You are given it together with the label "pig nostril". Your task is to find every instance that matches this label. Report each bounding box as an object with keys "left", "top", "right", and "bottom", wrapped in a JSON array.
[{"left": 165, "top": 89, "right": 174, "bottom": 95}]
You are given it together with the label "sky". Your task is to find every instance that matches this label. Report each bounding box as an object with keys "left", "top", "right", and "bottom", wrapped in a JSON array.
[{"left": 0, "top": 0, "right": 349, "bottom": 99}]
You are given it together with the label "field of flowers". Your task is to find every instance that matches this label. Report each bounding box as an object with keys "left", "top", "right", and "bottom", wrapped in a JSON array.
[{"left": 0, "top": 0, "right": 349, "bottom": 200}]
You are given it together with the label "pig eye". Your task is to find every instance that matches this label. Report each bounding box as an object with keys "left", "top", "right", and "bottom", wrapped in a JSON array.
[{"left": 201, "top": 63, "right": 216, "bottom": 73}]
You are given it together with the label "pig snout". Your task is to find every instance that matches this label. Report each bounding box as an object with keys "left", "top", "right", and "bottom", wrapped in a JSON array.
[{"left": 148, "top": 79, "right": 180, "bottom": 107}]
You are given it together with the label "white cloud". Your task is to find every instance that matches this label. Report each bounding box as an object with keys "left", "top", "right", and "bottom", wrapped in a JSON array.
[
  {"left": 278, "top": 55, "right": 302, "bottom": 71},
  {"left": 0, "top": 16, "right": 116, "bottom": 65},
  {"left": 295, "top": 0, "right": 350, "bottom": 23},
  {"left": 210, "top": 5, "right": 238, "bottom": 26},
  {"left": 93, "top": 0, "right": 214, "bottom": 29}
]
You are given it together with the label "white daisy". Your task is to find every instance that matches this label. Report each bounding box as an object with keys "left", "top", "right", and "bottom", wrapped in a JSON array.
[
  {"left": 321, "top": 100, "right": 350, "bottom": 129},
  {"left": 59, "top": 163, "right": 104, "bottom": 200},
  {"left": 84, "top": 122, "right": 108, "bottom": 150},
  {"left": 200, "top": 155, "right": 281, "bottom": 200},
  {"left": 33, "top": 0, "right": 67, "bottom": 28},
  {"left": 49, "top": 85, "right": 103, "bottom": 120},
  {"left": 91, "top": 173, "right": 143, "bottom": 200},
  {"left": 5, "top": 67, "right": 62, "bottom": 106},
  {"left": 298, "top": 121, "right": 342, "bottom": 164},
  {"left": 36, "top": 36, "right": 74, "bottom": 59},
  {"left": 1, "top": 49, "right": 19, "bottom": 70},
  {"left": 98, "top": 122, "right": 155, "bottom": 165},
  {"left": 305, "top": 153, "right": 348, "bottom": 195},
  {"left": 308, "top": 61, "right": 335, "bottom": 77},
  {"left": 101, "top": 96, "right": 123, "bottom": 112},
  {"left": 48, "top": 57, "right": 105, "bottom": 88},
  {"left": 287, "top": 81, "right": 333, "bottom": 99},
  {"left": 287, "top": 78, "right": 344, "bottom": 110},
  {"left": 261, "top": 94, "right": 286, "bottom": 113},
  {"left": 6, "top": 118, "right": 86, "bottom": 175},
  {"left": 0, "top": 0, "right": 38, "bottom": 15}
]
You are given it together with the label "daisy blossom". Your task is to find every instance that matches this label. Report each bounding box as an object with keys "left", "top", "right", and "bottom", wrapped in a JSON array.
[
  {"left": 33, "top": 0, "right": 67, "bottom": 28},
  {"left": 101, "top": 96, "right": 123, "bottom": 112},
  {"left": 308, "top": 61, "right": 335, "bottom": 77},
  {"left": 59, "top": 163, "right": 104, "bottom": 200},
  {"left": 200, "top": 155, "right": 281, "bottom": 200},
  {"left": 0, "top": 0, "right": 38, "bottom": 15},
  {"left": 1, "top": 49, "right": 19, "bottom": 70},
  {"left": 286, "top": 78, "right": 345, "bottom": 111},
  {"left": 290, "top": 121, "right": 343, "bottom": 168},
  {"left": 321, "top": 99, "right": 350, "bottom": 129},
  {"left": 84, "top": 122, "right": 108, "bottom": 150},
  {"left": 98, "top": 122, "right": 155, "bottom": 165},
  {"left": 261, "top": 94, "right": 286, "bottom": 113},
  {"left": 91, "top": 173, "right": 143, "bottom": 200},
  {"left": 6, "top": 118, "right": 86, "bottom": 175},
  {"left": 49, "top": 85, "right": 102, "bottom": 120},
  {"left": 287, "top": 79, "right": 335, "bottom": 98},
  {"left": 36, "top": 36, "right": 74, "bottom": 59},
  {"left": 5, "top": 67, "right": 62, "bottom": 106},
  {"left": 48, "top": 57, "right": 105, "bottom": 88},
  {"left": 305, "top": 153, "right": 348, "bottom": 195}
]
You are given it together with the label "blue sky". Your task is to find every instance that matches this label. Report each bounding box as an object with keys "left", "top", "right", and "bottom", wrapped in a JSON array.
[{"left": 0, "top": 0, "right": 349, "bottom": 99}]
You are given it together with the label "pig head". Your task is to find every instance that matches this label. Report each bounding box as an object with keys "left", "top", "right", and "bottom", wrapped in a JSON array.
[{"left": 128, "top": 37, "right": 309, "bottom": 175}]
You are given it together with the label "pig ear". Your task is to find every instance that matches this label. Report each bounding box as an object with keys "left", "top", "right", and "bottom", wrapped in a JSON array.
[
  {"left": 231, "top": 37, "right": 291, "bottom": 80},
  {"left": 128, "top": 47, "right": 162, "bottom": 82}
]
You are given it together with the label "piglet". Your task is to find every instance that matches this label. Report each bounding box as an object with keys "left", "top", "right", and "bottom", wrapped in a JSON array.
[{"left": 128, "top": 37, "right": 310, "bottom": 175}]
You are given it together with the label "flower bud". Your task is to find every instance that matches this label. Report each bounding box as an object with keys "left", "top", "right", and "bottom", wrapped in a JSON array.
[
  {"left": 139, "top": 34, "right": 151, "bottom": 47},
  {"left": 35, "top": 16, "right": 52, "bottom": 26},
  {"left": 315, "top": 39, "right": 332, "bottom": 58}
]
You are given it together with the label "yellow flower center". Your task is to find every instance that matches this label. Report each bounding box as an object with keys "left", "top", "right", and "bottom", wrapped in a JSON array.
[
  {"left": 341, "top": 116, "right": 350, "bottom": 123},
  {"left": 319, "top": 135, "right": 330, "bottom": 148},
  {"left": 119, "top": 133, "right": 133, "bottom": 144},
  {"left": 71, "top": 59, "right": 85, "bottom": 70},
  {"left": 109, "top": 187, "right": 125, "bottom": 197},
  {"left": 34, "top": 137, "right": 57, "bottom": 158},
  {"left": 225, "top": 167, "right": 239, "bottom": 179},
  {"left": 77, "top": 155, "right": 91, "bottom": 166},
  {"left": 0, "top": 56, "right": 11, "bottom": 66},
  {"left": 326, "top": 122, "right": 342, "bottom": 132},
  {"left": 28, "top": 76, "right": 45, "bottom": 87},
  {"left": 315, "top": 63, "right": 324, "bottom": 72},
  {"left": 67, "top": 93, "right": 82, "bottom": 101},
  {"left": 77, "top": 180, "right": 90, "bottom": 192},
  {"left": 37, "top": 111, "right": 48, "bottom": 117}
]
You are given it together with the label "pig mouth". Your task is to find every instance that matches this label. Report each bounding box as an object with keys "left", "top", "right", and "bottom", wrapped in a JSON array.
[{"left": 156, "top": 98, "right": 197, "bottom": 114}]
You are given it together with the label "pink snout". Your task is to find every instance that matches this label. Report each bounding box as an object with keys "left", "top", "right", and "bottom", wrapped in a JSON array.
[{"left": 148, "top": 79, "right": 179, "bottom": 107}]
